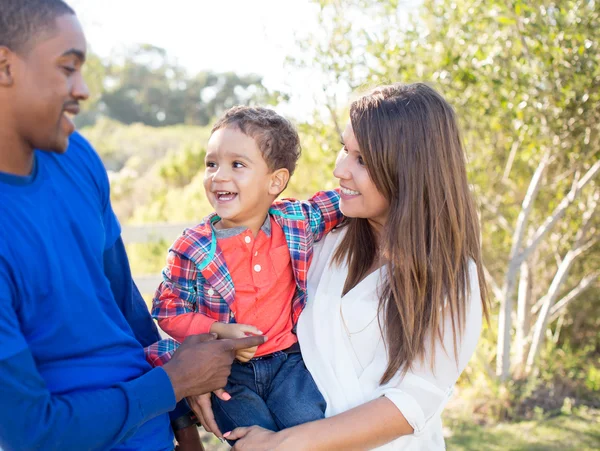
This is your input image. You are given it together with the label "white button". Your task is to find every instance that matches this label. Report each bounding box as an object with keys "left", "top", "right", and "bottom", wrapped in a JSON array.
[
  {"left": 207, "top": 288, "right": 215, "bottom": 296},
  {"left": 253, "top": 264, "right": 262, "bottom": 272},
  {"left": 244, "top": 236, "right": 251, "bottom": 243}
]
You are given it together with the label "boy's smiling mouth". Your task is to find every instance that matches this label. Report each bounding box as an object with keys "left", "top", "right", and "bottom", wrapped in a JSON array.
[{"left": 215, "top": 191, "right": 238, "bottom": 202}]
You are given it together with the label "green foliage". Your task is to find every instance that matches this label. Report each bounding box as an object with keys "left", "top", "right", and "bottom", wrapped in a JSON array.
[
  {"left": 76, "top": 44, "right": 282, "bottom": 128},
  {"left": 126, "top": 240, "right": 169, "bottom": 276},
  {"left": 453, "top": 332, "right": 600, "bottom": 423}
]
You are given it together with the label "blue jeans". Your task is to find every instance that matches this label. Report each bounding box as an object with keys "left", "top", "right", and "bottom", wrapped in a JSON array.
[{"left": 211, "top": 350, "right": 326, "bottom": 437}]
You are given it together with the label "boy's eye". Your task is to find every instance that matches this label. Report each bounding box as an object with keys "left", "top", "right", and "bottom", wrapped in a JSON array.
[
  {"left": 233, "top": 161, "right": 245, "bottom": 168},
  {"left": 205, "top": 161, "right": 216, "bottom": 168}
]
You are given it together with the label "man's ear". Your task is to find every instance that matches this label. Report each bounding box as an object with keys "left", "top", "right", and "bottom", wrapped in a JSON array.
[
  {"left": 268, "top": 168, "right": 290, "bottom": 197},
  {"left": 0, "top": 47, "right": 14, "bottom": 87}
]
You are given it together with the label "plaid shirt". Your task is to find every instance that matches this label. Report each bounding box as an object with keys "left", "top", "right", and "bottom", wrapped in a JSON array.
[{"left": 145, "top": 190, "right": 341, "bottom": 366}]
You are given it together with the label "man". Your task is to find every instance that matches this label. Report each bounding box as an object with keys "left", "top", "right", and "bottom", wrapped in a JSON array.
[{"left": 0, "top": 1, "right": 264, "bottom": 450}]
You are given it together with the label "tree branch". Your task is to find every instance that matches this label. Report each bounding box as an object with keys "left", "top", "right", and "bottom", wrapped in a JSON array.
[
  {"left": 496, "top": 150, "right": 551, "bottom": 379},
  {"left": 520, "top": 159, "right": 600, "bottom": 263},
  {"left": 549, "top": 272, "right": 600, "bottom": 322}
]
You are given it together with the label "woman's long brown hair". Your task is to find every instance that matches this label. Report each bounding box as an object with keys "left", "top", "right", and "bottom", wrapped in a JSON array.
[{"left": 333, "top": 83, "right": 489, "bottom": 384}]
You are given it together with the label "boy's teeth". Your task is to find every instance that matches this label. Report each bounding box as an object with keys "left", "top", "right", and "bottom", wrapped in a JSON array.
[
  {"left": 216, "top": 191, "right": 237, "bottom": 201},
  {"left": 341, "top": 188, "right": 360, "bottom": 195}
]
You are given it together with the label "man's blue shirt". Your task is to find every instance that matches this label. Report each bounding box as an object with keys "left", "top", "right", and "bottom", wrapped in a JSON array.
[{"left": 0, "top": 132, "right": 175, "bottom": 451}]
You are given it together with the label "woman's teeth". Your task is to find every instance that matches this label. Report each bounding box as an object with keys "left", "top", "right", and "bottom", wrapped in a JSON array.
[{"left": 341, "top": 188, "right": 360, "bottom": 195}]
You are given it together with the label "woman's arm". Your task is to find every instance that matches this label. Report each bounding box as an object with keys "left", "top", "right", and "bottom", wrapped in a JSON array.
[{"left": 228, "top": 396, "right": 412, "bottom": 451}]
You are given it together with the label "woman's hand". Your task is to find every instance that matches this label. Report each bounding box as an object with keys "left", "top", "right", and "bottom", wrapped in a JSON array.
[
  {"left": 187, "top": 389, "right": 229, "bottom": 438},
  {"left": 226, "top": 426, "right": 291, "bottom": 451}
]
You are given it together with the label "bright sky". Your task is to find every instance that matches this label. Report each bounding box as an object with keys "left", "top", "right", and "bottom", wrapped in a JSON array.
[{"left": 69, "top": 0, "right": 324, "bottom": 118}]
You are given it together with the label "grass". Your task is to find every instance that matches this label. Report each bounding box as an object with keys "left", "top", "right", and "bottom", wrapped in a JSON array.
[{"left": 444, "top": 407, "right": 600, "bottom": 450}]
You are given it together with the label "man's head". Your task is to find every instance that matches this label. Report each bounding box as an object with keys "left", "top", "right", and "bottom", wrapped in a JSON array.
[
  {"left": 204, "top": 106, "right": 302, "bottom": 230},
  {"left": 0, "top": 0, "right": 89, "bottom": 155}
]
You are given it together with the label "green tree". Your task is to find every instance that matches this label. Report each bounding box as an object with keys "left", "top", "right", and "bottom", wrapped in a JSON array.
[{"left": 81, "top": 44, "right": 279, "bottom": 127}]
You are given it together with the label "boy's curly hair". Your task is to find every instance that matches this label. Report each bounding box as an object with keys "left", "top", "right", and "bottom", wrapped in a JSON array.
[{"left": 211, "top": 106, "right": 301, "bottom": 175}]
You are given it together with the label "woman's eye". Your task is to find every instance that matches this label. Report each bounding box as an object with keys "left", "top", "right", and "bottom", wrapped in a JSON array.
[
  {"left": 358, "top": 156, "right": 366, "bottom": 166},
  {"left": 62, "top": 66, "right": 76, "bottom": 75}
]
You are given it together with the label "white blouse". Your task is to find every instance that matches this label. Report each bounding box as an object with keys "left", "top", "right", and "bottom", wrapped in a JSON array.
[{"left": 298, "top": 229, "right": 483, "bottom": 450}]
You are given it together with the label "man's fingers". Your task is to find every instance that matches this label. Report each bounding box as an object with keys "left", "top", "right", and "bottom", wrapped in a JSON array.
[
  {"left": 230, "top": 335, "right": 266, "bottom": 351},
  {"left": 224, "top": 426, "right": 249, "bottom": 441}
]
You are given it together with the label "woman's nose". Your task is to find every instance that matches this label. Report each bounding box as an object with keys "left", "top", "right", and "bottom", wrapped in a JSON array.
[{"left": 333, "top": 153, "right": 350, "bottom": 180}]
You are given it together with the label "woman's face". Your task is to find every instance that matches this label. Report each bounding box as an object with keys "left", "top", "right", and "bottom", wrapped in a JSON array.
[{"left": 334, "top": 122, "right": 389, "bottom": 230}]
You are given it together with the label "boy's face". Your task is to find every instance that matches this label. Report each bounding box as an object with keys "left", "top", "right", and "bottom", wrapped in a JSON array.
[
  {"left": 2, "top": 14, "right": 89, "bottom": 153},
  {"left": 204, "top": 126, "right": 285, "bottom": 229}
]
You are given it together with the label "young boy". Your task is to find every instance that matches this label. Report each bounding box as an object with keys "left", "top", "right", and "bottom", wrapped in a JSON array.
[{"left": 148, "top": 106, "right": 342, "bottom": 435}]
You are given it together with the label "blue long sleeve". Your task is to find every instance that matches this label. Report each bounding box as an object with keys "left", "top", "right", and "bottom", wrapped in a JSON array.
[
  {"left": 0, "top": 349, "right": 175, "bottom": 451},
  {"left": 103, "top": 236, "right": 192, "bottom": 422},
  {"left": 103, "top": 236, "right": 161, "bottom": 348}
]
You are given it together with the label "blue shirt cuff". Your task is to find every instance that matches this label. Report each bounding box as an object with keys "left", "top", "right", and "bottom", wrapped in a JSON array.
[{"left": 121, "top": 367, "right": 177, "bottom": 422}]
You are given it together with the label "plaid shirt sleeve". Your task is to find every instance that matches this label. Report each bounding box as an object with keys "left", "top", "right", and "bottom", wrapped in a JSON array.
[
  {"left": 152, "top": 249, "right": 199, "bottom": 320},
  {"left": 301, "top": 189, "right": 343, "bottom": 242},
  {"left": 151, "top": 246, "right": 219, "bottom": 339},
  {"left": 144, "top": 338, "right": 180, "bottom": 367}
]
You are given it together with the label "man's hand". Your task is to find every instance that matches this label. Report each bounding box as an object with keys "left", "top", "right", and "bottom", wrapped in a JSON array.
[
  {"left": 174, "top": 425, "right": 204, "bottom": 451},
  {"left": 162, "top": 333, "right": 266, "bottom": 401},
  {"left": 210, "top": 323, "right": 262, "bottom": 362}
]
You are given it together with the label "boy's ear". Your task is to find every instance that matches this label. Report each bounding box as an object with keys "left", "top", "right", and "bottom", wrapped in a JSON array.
[
  {"left": 268, "top": 168, "right": 290, "bottom": 196},
  {"left": 0, "top": 47, "right": 14, "bottom": 87}
]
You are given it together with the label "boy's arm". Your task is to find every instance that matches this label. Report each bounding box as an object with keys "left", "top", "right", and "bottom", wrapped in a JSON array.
[
  {"left": 152, "top": 249, "right": 217, "bottom": 343},
  {"left": 300, "top": 189, "right": 343, "bottom": 242}
]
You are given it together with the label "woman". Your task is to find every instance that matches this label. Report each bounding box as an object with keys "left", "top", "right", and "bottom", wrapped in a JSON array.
[{"left": 202, "top": 82, "right": 488, "bottom": 450}]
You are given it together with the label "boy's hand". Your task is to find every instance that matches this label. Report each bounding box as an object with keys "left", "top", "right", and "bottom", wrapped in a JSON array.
[
  {"left": 162, "top": 333, "right": 266, "bottom": 401},
  {"left": 210, "top": 323, "right": 263, "bottom": 361}
]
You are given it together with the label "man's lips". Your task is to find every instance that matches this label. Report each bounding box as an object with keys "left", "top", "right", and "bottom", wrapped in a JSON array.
[{"left": 63, "top": 104, "right": 80, "bottom": 116}]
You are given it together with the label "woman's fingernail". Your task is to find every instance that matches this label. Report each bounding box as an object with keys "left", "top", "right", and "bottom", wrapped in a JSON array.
[
  {"left": 223, "top": 393, "right": 232, "bottom": 401},
  {"left": 223, "top": 431, "right": 231, "bottom": 438}
]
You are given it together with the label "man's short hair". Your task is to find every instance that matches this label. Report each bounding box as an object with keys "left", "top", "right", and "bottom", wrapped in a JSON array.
[
  {"left": 212, "top": 106, "right": 302, "bottom": 176},
  {"left": 0, "top": 0, "right": 75, "bottom": 53}
]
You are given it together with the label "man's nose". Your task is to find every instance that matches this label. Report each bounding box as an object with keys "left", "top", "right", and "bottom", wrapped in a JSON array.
[{"left": 73, "top": 72, "right": 90, "bottom": 101}]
